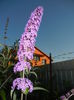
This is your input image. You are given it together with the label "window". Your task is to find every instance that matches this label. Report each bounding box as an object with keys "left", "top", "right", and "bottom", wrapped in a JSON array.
[
  {"left": 36, "top": 56, "right": 40, "bottom": 61},
  {"left": 33, "top": 55, "right": 40, "bottom": 61},
  {"left": 42, "top": 59, "right": 46, "bottom": 65},
  {"left": 33, "top": 56, "right": 37, "bottom": 60}
]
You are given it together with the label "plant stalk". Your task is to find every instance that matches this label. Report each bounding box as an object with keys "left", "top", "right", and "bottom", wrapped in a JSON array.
[
  {"left": 25, "top": 95, "right": 27, "bottom": 100},
  {"left": 21, "top": 93, "right": 23, "bottom": 100},
  {"left": 21, "top": 70, "right": 25, "bottom": 100}
]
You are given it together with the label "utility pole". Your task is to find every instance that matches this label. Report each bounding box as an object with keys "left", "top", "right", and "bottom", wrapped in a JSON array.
[{"left": 49, "top": 53, "right": 53, "bottom": 99}]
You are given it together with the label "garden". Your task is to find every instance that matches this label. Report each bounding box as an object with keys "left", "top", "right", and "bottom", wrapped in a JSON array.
[
  {"left": 0, "top": 6, "right": 74, "bottom": 100},
  {"left": 0, "top": 6, "right": 50, "bottom": 100}
]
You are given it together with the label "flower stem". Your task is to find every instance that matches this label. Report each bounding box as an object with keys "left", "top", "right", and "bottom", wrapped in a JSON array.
[
  {"left": 21, "top": 70, "right": 25, "bottom": 100},
  {"left": 25, "top": 95, "right": 27, "bottom": 100},
  {"left": 21, "top": 93, "right": 23, "bottom": 100}
]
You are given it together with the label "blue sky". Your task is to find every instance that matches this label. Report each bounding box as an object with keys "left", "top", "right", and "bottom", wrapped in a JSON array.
[{"left": 0, "top": 0, "right": 74, "bottom": 62}]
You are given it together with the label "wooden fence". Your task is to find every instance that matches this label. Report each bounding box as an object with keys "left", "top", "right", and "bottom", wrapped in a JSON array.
[{"left": 35, "top": 60, "right": 74, "bottom": 94}]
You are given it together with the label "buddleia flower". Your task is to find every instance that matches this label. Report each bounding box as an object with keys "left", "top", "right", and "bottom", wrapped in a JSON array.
[
  {"left": 12, "top": 6, "right": 44, "bottom": 94},
  {"left": 12, "top": 78, "right": 33, "bottom": 93}
]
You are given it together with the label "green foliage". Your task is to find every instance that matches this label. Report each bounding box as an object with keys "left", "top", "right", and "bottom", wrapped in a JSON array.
[
  {"left": 10, "top": 89, "right": 17, "bottom": 100},
  {"left": 23, "top": 88, "right": 29, "bottom": 95},
  {"left": 0, "top": 89, "right": 6, "bottom": 100},
  {"left": 0, "top": 43, "right": 49, "bottom": 100},
  {"left": 29, "top": 71, "right": 38, "bottom": 79},
  {"left": 0, "top": 45, "right": 18, "bottom": 100},
  {"left": 33, "top": 87, "right": 49, "bottom": 93}
]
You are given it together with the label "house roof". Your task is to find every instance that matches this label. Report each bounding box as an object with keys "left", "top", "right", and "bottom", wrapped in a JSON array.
[{"left": 35, "top": 46, "right": 50, "bottom": 59}]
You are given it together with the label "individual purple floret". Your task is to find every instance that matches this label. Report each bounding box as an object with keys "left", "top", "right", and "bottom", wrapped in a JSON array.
[
  {"left": 12, "top": 78, "right": 33, "bottom": 93},
  {"left": 60, "top": 95, "right": 66, "bottom": 100}
]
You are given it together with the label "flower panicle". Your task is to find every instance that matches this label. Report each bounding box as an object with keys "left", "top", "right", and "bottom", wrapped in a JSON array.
[
  {"left": 12, "top": 78, "right": 33, "bottom": 93},
  {"left": 12, "top": 6, "right": 44, "bottom": 94}
]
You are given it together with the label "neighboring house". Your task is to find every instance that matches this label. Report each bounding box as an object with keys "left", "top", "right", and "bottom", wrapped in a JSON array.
[
  {"left": 10, "top": 45, "right": 50, "bottom": 67},
  {"left": 31, "top": 47, "right": 50, "bottom": 67}
]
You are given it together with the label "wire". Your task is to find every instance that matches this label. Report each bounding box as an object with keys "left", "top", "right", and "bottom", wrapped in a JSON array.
[
  {"left": 52, "top": 51, "right": 74, "bottom": 61},
  {"left": 53, "top": 51, "right": 74, "bottom": 58}
]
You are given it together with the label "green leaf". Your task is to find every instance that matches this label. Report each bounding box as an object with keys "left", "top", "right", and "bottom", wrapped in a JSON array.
[
  {"left": 0, "top": 53, "right": 6, "bottom": 67},
  {"left": 33, "top": 87, "right": 49, "bottom": 93},
  {"left": 22, "top": 88, "right": 29, "bottom": 95},
  {"left": 31, "top": 67, "right": 39, "bottom": 71},
  {"left": 25, "top": 69, "right": 29, "bottom": 75},
  {"left": 0, "top": 74, "right": 13, "bottom": 89},
  {"left": 0, "top": 89, "right": 6, "bottom": 100},
  {"left": 10, "top": 89, "right": 14, "bottom": 99},
  {"left": 10, "top": 89, "right": 17, "bottom": 100},
  {"left": 13, "top": 92, "right": 17, "bottom": 100},
  {"left": 29, "top": 71, "right": 38, "bottom": 78}
]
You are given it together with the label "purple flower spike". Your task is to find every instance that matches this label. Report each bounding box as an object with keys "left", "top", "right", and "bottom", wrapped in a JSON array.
[
  {"left": 12, "top": 6, "right": 44, "bottom": 94},
  {"left": 18, "top": 6, "right": 43, "bottom": 61}
]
